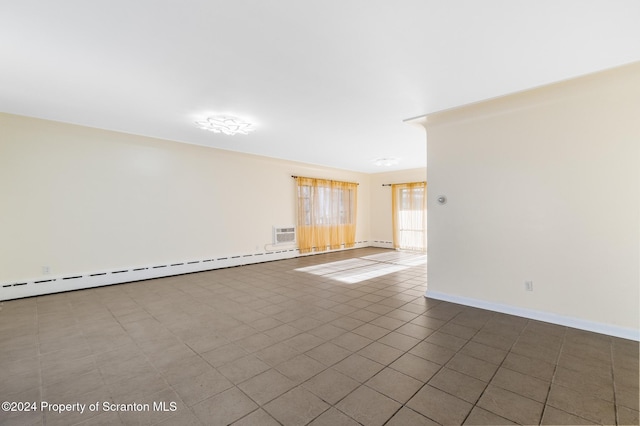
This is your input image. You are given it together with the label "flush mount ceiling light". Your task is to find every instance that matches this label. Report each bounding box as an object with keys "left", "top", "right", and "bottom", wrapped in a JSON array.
[
  {"left": 195, "top": 115, "right": 255, "bottom": 135},
  {"left": 373, "top": 157, "right": 400, "bottom": 167}
]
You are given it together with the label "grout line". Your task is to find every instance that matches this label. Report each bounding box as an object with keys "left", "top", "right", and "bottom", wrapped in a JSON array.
[
  {"left": 535, "top": 322, "right": 566, "bottom": 424},
  {"left": 609, "top": 336, "right": 620, "bottom": 425},
  {"left": 35, "top": 298, "right": 45, "bottom": 424}
]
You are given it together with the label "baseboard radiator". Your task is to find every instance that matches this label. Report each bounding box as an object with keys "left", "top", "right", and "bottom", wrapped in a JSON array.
[
  {"left": 370, "top": 240, "right": 394, "bottom": 249},
  {"left": 0, "top": 241, "right": 370, "bottom": 301}
]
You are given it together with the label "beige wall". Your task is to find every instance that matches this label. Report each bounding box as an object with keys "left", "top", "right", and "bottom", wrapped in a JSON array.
[
  {"left": 421, "top": 62, "right": 639, "bottom": 337},
  {"left": 0, "top": 113, "right": 371, "bottom": 282},
  {"left": 369, "top": 168, "right": 427, "bottom": 247}
]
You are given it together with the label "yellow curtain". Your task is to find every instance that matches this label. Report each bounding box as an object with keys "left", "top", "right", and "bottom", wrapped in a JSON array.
[
  {"left": 296, "top": 177, "right": 357, "bottom": 254},
  {"left": 392, "top": 182, "right": 426, "bottom": 251}
]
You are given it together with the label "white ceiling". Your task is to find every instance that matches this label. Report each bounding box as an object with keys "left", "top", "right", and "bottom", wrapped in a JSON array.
[{"left": 2, "top": 1, "right": 639, "bottom": 173}]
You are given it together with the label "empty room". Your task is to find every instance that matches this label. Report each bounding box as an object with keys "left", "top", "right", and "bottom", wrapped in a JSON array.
[{"left": 1, "top": 1, "right": 639, "bottom": 425}]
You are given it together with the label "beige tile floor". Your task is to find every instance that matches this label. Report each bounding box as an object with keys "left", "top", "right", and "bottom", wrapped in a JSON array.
[{"left": 0, "top": 247, "right": 638, "bottom": 425}]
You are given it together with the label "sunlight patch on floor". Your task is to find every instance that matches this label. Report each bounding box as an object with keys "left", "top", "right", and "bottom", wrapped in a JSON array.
[
  {"left": 294, "top": 250, "right": 425, "bottom": 284},
  {"left": 294, "top": 258, "right": 378, "bottom": 275},
  {"left": 325, "top": 263, "right": 409, "bottom": 284},
  {"left": 362, "top": 251, "right": 427, "bottom": 266}
]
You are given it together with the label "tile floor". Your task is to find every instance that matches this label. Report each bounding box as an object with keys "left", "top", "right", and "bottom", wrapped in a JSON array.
[{"left": 0, "top": 247, "right": 638, "bottom": 425}]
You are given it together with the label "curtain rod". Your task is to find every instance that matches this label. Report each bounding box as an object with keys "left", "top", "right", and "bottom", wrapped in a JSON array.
[
  {"left": 382, "top": 181, "right": 427, "bottom": 186},
  {"left": 291, "top": 175, "right": 359, "bottom": 186}
]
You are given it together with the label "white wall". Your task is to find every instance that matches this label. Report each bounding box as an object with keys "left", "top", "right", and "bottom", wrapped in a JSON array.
[
  {"left": 421, "top": 62, "right": 640, "bottom": 339},
  {"left": 0, "top": 113, "right": 371, "bottom": 286},
  {"left": 369, "top": 168, "right": 427, "bottom": 248}
]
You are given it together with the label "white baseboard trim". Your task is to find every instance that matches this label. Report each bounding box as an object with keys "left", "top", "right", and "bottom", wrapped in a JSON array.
[
  {"left": 425, "top": 290, "right": 639, "bottom": 342},
  {"left": 370, "top": 240, "right": 394, "bottom": 249},
  {"left": 1, "top": 241, "right": 371, "bottom": 301}
]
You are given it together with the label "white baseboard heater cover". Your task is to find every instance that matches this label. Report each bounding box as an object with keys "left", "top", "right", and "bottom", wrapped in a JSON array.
[{"left": 0, "top": 241, "right": 370, "bottom": 301}]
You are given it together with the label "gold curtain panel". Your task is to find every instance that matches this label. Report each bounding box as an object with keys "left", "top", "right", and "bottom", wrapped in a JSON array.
[{"left": 295, "top": 177, "right": 358, "bottom": 254}]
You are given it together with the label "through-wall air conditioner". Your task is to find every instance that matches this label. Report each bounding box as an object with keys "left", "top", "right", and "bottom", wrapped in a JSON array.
[{"left": 273, "top": 226, "right": 296, "bottom": 245}]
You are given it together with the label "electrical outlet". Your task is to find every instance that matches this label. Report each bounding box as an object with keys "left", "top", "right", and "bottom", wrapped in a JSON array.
[
  {"left": 42, "top": 266, "right": 51, "bottom": 275},
  {"left": 525, "top": 281, "right": 533, "bottom": 291}
]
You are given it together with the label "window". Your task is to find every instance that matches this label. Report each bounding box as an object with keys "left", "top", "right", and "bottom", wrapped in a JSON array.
[
  {"left": 392, "top": 182, "right": 426, "bottom": 252},
  {"left": 295, "top": 177, "right": 357, "bottom": 253}
]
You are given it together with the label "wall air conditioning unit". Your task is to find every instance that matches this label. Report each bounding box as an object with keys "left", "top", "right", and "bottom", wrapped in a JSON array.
[{"left": 273, "top": 226, "right": 296, "bottom": 245}]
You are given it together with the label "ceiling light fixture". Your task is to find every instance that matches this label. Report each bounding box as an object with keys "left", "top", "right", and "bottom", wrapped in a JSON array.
[
  {"left": 195, "top": 115, "right": 255, "bottom": 135},
  {"left": 373, "top": 157, "right": 400, "bottom": 167}
]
